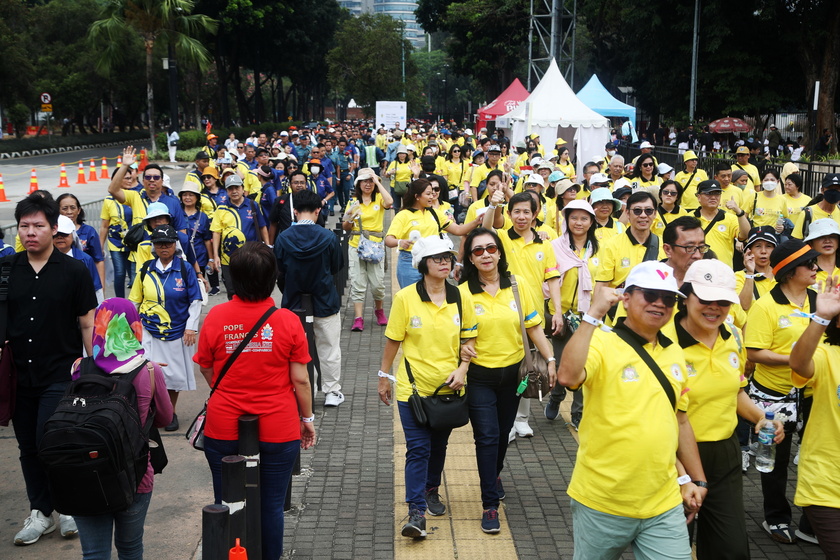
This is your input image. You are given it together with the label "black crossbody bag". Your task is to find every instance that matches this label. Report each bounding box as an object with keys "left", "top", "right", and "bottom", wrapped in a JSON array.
[{"left": 613, "top": 327, "right": 676, "bottom": 410}]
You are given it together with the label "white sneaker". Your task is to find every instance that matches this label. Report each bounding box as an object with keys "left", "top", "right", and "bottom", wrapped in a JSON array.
[
  {"left": 742, "top": 450, "right": 750, "bottom": 473},
  {"left": 794, "top": 529, "right": 819, "bottom": 544},
  {"left": 508, "top": 427, "right": 516, "bottom": 443},
  {"left": 513, "top": 420, "right": 534, "bottom": 438},
  {"left": 59, "top": 514, "right": 77, "bottom": 538},
  {"left": 14, "top": 510, "right": 56, "bottom": 545},
  {"left": 794, "top": 450, "right": 800, "bottom": 465},
  {"left": 324, "top": 391, "right": 345, "bottom": 407}
]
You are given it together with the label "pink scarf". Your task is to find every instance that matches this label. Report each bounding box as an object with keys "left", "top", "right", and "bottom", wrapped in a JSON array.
[{"left": 550, "top": 233, "right": 594, "bottom": 313}]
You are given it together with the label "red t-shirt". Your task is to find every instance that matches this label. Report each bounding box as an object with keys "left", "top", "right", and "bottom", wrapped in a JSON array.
[{"left": 194, "top": 297, "right": 311, "bottom": 443}]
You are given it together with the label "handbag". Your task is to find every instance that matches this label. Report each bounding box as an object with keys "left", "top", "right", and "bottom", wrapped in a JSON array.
[
  {"left": 511, "top": 275, "right": 550, "bottom": 400},
  {"left": 356, "top": 216, "right": 385, "bottom": 264},
  {"left": 0, "top": 259, "right": 15, "bottom": 426},
  {"left": 185, "top": 306, "right": 278, "bottom": 450},
  {"left": 404, "top": 358, "right": 469, "bottom": 431},
  {"left": 393, "top": 180, "right": 410, "bottom": 196}
]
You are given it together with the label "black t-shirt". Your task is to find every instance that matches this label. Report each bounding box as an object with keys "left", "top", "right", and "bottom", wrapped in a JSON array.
[{"left": 4, "top": 248, "right": 98, "bottom": 387}]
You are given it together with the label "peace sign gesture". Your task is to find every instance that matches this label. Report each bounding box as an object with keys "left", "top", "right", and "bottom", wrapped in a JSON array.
[{"left": 815, "top": 275, "right": 840, "bottom": 320}]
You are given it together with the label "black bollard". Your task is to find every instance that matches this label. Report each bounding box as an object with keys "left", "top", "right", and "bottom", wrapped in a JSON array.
[
  {"left": 221, "top": 455, "right": 247, "bottom": 550},
  {"left": 238, "top": 415, "right": 262, "bottom": 560},
  {"left": 201, "top": 504, "right": 229, "bottom": 560}
]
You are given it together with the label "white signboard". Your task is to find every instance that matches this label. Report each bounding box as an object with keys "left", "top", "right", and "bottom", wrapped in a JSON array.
[{"left": 376, "top": 101, "right": 407, "bottom": 130}]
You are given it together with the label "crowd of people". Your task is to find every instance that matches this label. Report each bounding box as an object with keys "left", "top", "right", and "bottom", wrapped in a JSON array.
[{"left": 2, "top": 118, "right": 839, "bottom": 559}]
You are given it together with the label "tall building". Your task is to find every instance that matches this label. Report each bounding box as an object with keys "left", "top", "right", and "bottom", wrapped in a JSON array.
[{"left": 336, "top": 0, "right": 426, "bottom": 49}]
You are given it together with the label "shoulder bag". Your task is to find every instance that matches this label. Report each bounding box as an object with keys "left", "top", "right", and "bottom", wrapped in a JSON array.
[
  {"left": 404, "top": 358, "right": 469, "bottom": 431},
  {"left": 511, "top": 275, "right": 550, "bottom": 400},
  {"left": 613, "top": 326, "right": 676, "bottom": 410},
  {"left": 186, "top": 306, "right": 278, "bottom": 450},
  {"left": 356, "top": 215, "right": 385, "bottom": 264}
]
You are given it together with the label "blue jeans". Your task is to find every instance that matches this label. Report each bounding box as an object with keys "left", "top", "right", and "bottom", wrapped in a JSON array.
[
  {"left": 396, "top": 250, "right": 421, "bottom": 289},
  {"left": 467, "top": 362, "right": 521, "bottom": 509},
  {"left": 397, "top": 401, "right": 452, "bottom": 512},
  {"left": 75, "top": 491, "right": 152, "bottom": 560},
  {"left": 110, "top": 250, "right": 130, "bottom": 298},
  {"left": 204, "top": 437, "right": 300, "bottom": 560},
  {"left": 12, "top": 381, "right": 70, "bottom": 514}
]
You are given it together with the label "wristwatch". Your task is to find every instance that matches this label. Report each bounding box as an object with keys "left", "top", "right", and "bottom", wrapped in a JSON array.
[{"left": 692, "top": 480, "right": 709, "bottom": 488}]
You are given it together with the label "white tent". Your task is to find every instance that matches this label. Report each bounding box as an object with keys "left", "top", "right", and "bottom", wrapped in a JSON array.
[{"left": 499, "top": 59, "right": 610, "bottom": 167}]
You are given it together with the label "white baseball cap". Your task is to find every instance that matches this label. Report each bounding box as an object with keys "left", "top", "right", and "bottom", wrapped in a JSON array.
[
  {"left": 525, "top": 174, "right": 545, "bottom": 186},
  {"left": 803, "top": 218, "right": 840, "bottom": 243},
  {"left": 639, "top": 141, "right": 654, "bottom": 149},
  {"left": 613, "top": 177, "right": 632, "bottom": 190},
  {"left": 657, "top": 162, "right": 674, "bottom": 175},
  {"left": 410, "top": 234, "right": 456, "bottom": 269},
  {"left": 56, "top": 215, "right": 75, "bottom": 235},
  {"left": 623, "top": 261, "right": 685, "bottom": 296},
  {"left": 590, "top": 173, "right": 609, "bottom": 185},
  {"left": 683, "top": 259, "right": 739, "bottom": 304}
]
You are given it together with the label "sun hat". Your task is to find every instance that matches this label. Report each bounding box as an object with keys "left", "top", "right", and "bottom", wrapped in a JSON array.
[
  {"left": 623, "top": 261, "right": 684, "bottom": 296},
  {"left": 589, "top": 187, "right": 622, "bottom": 213},
  {"left": 744, "top": 226, "right": 778, "bottom": 250},
  {"left": 179, "top": 183, "right": 202, "bottom": 196},
  {"left": 143, "top": 202, "right": 171, "bottom": 221},
  {"left": 556, "top": 179, "right": 580, "bottom": 195},
  {"left": 396, "top": 145, "right": 409, "bottom": 155},
  {"left": 200, "top": 167, "right": 219, "bottom": 180},
  {"left": 548, "top": 171, "right": 565, "bottom": 183},
  {"left": 683, "top": 259, "right": 739, "bottom": 304},
  {"left": 657, "top": 163, "right": 674, "bottom": 176},
  {"left": 683, "top": 150, "right": 698, "bottom": 162},
  {"left": 410, "top": 234, "right": 456, "bottom": 269},
  {"left": 770, "top": 239, "right": 820, "bottom": 278},
  {"left": 354, "top": 167, "right": 381, "bottom": 186},
  {"left": 562, "top": 199, "right": 595, "bottom": 220},
  {"left": 639, "top": 141, "right": 654, "bottom": 150},
  {"left": 803, "top": 218, "right": 840, "bottom": 243}
]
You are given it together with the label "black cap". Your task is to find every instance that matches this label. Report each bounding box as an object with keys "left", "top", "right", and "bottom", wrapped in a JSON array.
[
  {"left": 697, "top": 179, "right": 722, "bottom": 194},
  {"left": 195, "top": 151, "right": 210, "bottom": 161},
  {"left": 745, "top": 226, "right": 778, "bottom": 250},
  {"left": 150, "top": 225, "right": 178, "bottom": 245},
  {"left": 605, "top": 142, "right": 615, "bottom": 150},
  {"left": 613, "top": 186, "right": 632, "bottom": 200},
  {"left": 822, "top": 173, "right": 840, "bottom": 189}
]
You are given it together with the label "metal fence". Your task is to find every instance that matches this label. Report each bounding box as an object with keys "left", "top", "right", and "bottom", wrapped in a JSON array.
[
  {"left": 616, "top": 144, "right": 839, "bottom": 199},
  {"left": 1, "top": 197, "right": 105, "bottom": 242}
]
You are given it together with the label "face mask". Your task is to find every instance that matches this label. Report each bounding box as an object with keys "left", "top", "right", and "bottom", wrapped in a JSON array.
[
  {"left": 607, "top": 150, "right": 616, "bottom": 157},
  {"left": 762, "top": 180, "right": 777, "bottom": 192},
  {"left": 310, "top": 165, "right": 321, "bottom": 175},
  {"left": 824, "top": 189, "right": 840, "bottom": 205}
]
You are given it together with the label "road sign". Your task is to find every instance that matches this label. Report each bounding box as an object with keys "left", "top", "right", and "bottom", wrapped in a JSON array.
[
  {"left": 40, "top": 92, "right": 51, "bottom": 104},
  {"left": 41, "top": 104, "right": 53, "bottom": 112}
]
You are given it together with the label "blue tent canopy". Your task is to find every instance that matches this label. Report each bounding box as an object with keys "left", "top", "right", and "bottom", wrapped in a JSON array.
[{"left": 576, "top": 75, "right": 636, "bottom": 128}]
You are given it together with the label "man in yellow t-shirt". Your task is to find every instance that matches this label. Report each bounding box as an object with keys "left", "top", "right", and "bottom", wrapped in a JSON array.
[
  {"left": 691, "top": 179, "right": 750, "bottom": 268},
  {"left": 731, "top": 146, "right": 760, "bottom": 189},
  {"left": 673, "top": 150, "right": 708, "bottom": 210},
  {"left": 557, "top": 262, "right": 706, "bottom": 557}
]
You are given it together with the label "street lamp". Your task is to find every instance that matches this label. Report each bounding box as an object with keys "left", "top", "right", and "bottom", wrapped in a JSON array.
[{"left": 443, "top": 64, "right": 449, "bottom": 122}]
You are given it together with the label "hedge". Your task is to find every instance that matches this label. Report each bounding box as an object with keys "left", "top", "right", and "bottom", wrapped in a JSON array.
[{"left": 154, "top": 122, "right": 305, "bottom": 152}]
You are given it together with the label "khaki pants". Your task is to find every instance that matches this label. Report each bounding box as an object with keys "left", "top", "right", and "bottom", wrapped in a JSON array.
[
  {"left": 348, "top": 250, "right": 385, "bottom": 303},
  {"left": 313, "top": 312, "right": 342, "bottom": 394}
]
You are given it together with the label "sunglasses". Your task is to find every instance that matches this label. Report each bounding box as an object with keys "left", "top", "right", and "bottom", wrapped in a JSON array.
[
  {"left": 452, "top": 149, "right": 461, "bottom": 153},
  {"left": 661, "top": 190, "right": 678, "bottom": 196},
  {"left": 431, "top": 187, "right": 441, "bottom": 192},
  {"left": 697, "top": 296, "right": 733, "bottom": 307},
  {"left": 641, "top": 162, "right": 655, "bottom": 167},
  {"left": 800, "top": 259, "right": 819, "bottom": 270},
  {"left": 631, "top": 288, "right": 677, "bottom": 308},
  {"left": 428, "top": 254, "right": 453, "bottom": 264},
  {"left": 672, "top": 243, "right": 710, "bottom": 255},
  {"left": 631, "top": 207, "right": 656, "bottom": 216},
  {"left": 471, "top": 244, "right": 499, "bottom": 257},
  {"left": 144, "top": 174, "right": 162, "bottom": 181}
]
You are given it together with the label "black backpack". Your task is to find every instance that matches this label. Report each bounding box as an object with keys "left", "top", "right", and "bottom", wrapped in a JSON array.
[
  {"left": 38, "top": 358, "right": 154, "bottom": 515},
  {"left": 123, "top": 223, "right": 146, "bottom": 252}
]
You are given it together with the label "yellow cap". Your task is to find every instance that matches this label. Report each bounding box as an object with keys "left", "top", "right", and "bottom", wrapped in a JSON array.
[{"left": 683, "top": 150, "right": 698, "bottom": 162}]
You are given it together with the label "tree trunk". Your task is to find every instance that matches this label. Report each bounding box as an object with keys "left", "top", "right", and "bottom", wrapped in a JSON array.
[
  {"left": 215, "top": 37, "right": 231, "bottom": 126},
  {"left": 146, "top": 41, "right": 156, "bottom": 155},
  {"left": 816, "top": 4, "right": 840, "bottom": 155},
  {"left": 232, "top": 64, "right": 252, "bottom": 124}
]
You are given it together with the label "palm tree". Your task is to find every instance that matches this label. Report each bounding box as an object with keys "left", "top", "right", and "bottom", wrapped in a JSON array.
[{"left": 89, "top": 0, "right": 217, "bottom": 152}]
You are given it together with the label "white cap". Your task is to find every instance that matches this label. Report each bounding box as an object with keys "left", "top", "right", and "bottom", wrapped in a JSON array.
[
  {"left": 488, "top": 144, "right": 501, "bottom": 152},
  {"left": 56, "top": 215, "right": 75, "bottom": 235},
  {"left": 537, "top": 161, "right": 554, "bottom": 171},
  {"left": 525, "top": 174, "right": 545, "bottom": 186},
  {"left": 623, "top": 261, "right": 684, "bottom": 296},
  {"left": 406, "top": 144, "right": 417, "bottom": 152},
  {"left": 657, "top": 162, "right": 674, "bottom": 175},
  {"left": 280, "top": 131, "right": 289, "bottom": 136},
  {"left": 639, "top": 141, "right": 654, "bottom": 149},
  {"left": 613, "top": 177, "right": 632, "bottom": 190},
  {"left": 804, "top": 218, "right": 840, "bottom": 243},
  {"left": 410, "top": 234, "right": 456, "bottom": 269},
  {"left": 683, "top": 259, "right": 739, "bottom": 304},
  {"left": 464, "top": 128, "right": 473, "bottom": 136},
  {"left": 590, "top": 173, "right": 609, "bottom": 185}
]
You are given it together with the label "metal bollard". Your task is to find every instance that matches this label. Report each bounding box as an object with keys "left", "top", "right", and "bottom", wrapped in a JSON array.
[
  {"left": 201, "top": 504, "right": 230, "bottom": 560},
  {"left": 238, "top": 415, "right": 262, "bottom": 560},
  {"left": 221, "top": 455, "right": 247, "bottom": 550}
]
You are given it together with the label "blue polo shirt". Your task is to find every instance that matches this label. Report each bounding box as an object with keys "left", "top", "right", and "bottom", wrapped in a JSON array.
[
  {"left": 70, "top": 246, "right": 102, "bottom": 291},
  {"left": 129, "top": 256, "right": 201, "bottom": 340},
  {"left": 214, "top": 198, "right": 266, "bottom": 242},
  {"left": 140, "top": 191, "right": 187, "bottom": 231}
]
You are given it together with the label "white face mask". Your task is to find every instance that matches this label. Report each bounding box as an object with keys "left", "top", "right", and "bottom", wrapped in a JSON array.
[
  {"left": 607, "top": 150, "right": 616, "bottom": 157},
  {"left": 310, "top": 166, "right": 321, "bottom": 175},
  {"left": 762, "top": 180, "right": 777, "bottom": 191}
]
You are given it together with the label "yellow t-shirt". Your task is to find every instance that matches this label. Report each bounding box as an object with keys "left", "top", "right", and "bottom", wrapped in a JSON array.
[
  {"left": 468, "top": 161, "right": 505, "bottom": 197},
  {"left": 465, "top": 199, "right": 513, "bottom": 230},
  {"left": 120, "top": 190, "right": 152, "bottom": 223},
  {"left": 384, "top": 283, "right": 477, "bottom": 402},
  {"left": 792, "top": 345, "right": 840, "bottom": 508},
  {"left": 593, "top": 217, "right": 625, "bottom": 244},
  {"left": 693, "top": 210, "right": 740, "bottom": 268},
  {"left": 440, "top": 160, "right": 468, "bottom": 193},
  {"left": 385, "top": 207, "right": 451, "bottom": 251},
  {"left": 674, "top": 168, "right": 709, "bottom": 210},
  {"left": 720, "top": 185, "right": 746, "bottom": 216},
  {"left": 567, "top": 322, "right": 689, "bottom": 518},
  {"left": 792, "top": 204, "right": 840, "bottom": 239},
  {"left": 731, "top": 162, "right": 760, "bottom": 188},
  {"left": 387, "top": 160, "right": 413, "bottom": 183},
  {"left": 550, "top": 243, "right": 598, "bottom": 315},
  {"left": 556, "top": 161, "right": 575, "bottom": 180},
  {"left": 346, "top": 196, "right": 387, "bottom": 249},
  {"left": 432, "top": 201, "right": 455, "bottom": 224},
  {"left": 595, "top": 229, "right": 666, "bottom": 288},
  {"left": 735, "top": 270, "right": 776, "bottom": 303},
  {"left": 745, "top": 286, "right": 814, "bottom": 394},
  {"left": 664, "top": 315, "right": 747, "bottom": 442},
  {"left": 783, "top": 193, "right": 811, "bottom": 223},
  {"left": 243, "top": 169, "right": 261, "bottom": 197},
  {"left": 652, "top": 206, "right": 690, "bottom": 238},
  {"left": 459, "top": 277, "right": 541, "bottom": 368},
  {"left": 746, "top": 192, "right": 788, "bottom": 228},
  {"left": 498, "top": 227, "right": 561, "bottom": 306},
  {"left": 100, "top": 196, "right": 134, "bottom": 252}
]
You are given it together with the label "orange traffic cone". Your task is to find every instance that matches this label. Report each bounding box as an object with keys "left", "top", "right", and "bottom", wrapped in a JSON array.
[
  {"left": 57, "top": 164, "right": 70, "bottom": 188},
  {"left": 100, "top": 158, "right": 109, "bottom": 179},
  {"left": 139, "top": 149, "right": 148, "bottom": 172},
  {"left": 117, "top": 154, "right": 122, "bottom": 167},
  {"left": 0, "top": 174, "right": 9, "bottom": 202},
  {"left": 229, "top": 538, "right": 247, "bottom": 559},
  {"left": 88, "top": 159, "right": 99, "bottom": 182},
  {"left": 76, "top": 161, "right": 87, "bottom": 184},
  {"left": 28, "top": 168, "right": 39, "bottom": 194}
]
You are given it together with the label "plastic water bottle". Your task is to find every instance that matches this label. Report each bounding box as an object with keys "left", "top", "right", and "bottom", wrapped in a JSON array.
[{"left": 755, "top": 411, "right": 777, "bottom": 473}]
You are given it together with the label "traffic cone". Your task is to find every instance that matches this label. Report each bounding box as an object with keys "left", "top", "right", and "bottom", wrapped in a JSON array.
[
  {"left": 88, "top": 159, "right": 99, "bottom": 182},
  {"left": 117, "top": 154, "right": 122, "bottom": 167},
  {"left": 76, "top": 161, "right": 87, "bottom": 184},
  {"left": 229, "top": 538, "right": 247, "bottom": 559},
  {"left": 28, "top": 168, "right": 39, "bottom": 194},
  {"left": 0, "top": 174, "right": 9, "bottom": 202},
  {"left": 100, "top": 158, "right": 109, "bottom": 179},
  {"left": 139, "top": 149, "right": 148, "bottom": 172},
  {"left": 57, "top": 164, "right": 70, "bottom": 188}
]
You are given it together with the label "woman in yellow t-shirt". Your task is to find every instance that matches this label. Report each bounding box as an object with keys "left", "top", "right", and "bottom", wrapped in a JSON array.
[
  {"left": 804, "top": 218, "right": 840, "bottom": 286},
  {"left": 738, "top": 226, "right": 777, "bottom": 311},
  {"left": 386, "top": 146, "right": 416, "bottom": 208},
  {"left": 440, "top": 144, "right": 468, "bottom": 201},
  {"left": 99, "top": 167, "right": 139, "bottom": 298},
  {"left": 458, "top": 227, "right": 555, "bottom": 532},
  {"left": 652, "top": 180, "right": 689, "bottom": 238},
  {"left": 748, "top": 170, "right": 788, "bottom": 229},
  {"left": 555, "top": 146, "right": 576, "bottom": 181},
  {"left": 668, "top": 259, "right": 783, "bottom": 559},
  {"left": 783, "top": 173, "right": 811, "bottom": 226},
  {"left": 628, "top": 153, "right": 662, "bottom": 198},
  {"left": 342, "top": 168, "right": 393, "bottom": 331}
]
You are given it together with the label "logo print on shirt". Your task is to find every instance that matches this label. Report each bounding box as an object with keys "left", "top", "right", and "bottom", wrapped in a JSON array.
[
  {"left": 621, "top": 257, "right": 631, "bottom": 268},
  {"left": 261, "top": 324, "right": 274, "bottom": 340},
  {"left": 410, "top": 316, "right": 423, "bottom": 328},
  {"left": 474, "top": 304, "right": 485, "bottom": 315},
  {"left": 729, "top": 352, "right": 740, "bottom": 369},
  {"left": 621, "top": 365, "right": 639, "bottom": 382},
  {"left": 778, "top": 315, "right": 792, "bottom": 328},
  {"left": 717, "top": 224, "right": 727, "bottom": 232},
  {"left": 535, "top": 251, "right": 544, "bottom": 261},
  {"left": 509, "top": 300, "right": 518, "bottom": 312},
  {"left": 686, "top": 362, "right": 697, "bottom": 377},
  {"left": 670, "top": 364, "right": 683, "bottom": 381},
  {"left": 453, "top": 314, "right": 460, "bottom": 326},
  {"left": 373, "top": 205, "right": 380, "bottom": 211}
]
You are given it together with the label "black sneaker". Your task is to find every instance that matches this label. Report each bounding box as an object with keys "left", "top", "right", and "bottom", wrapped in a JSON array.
[
  {"left": 208, "top": 287, "right": 220, "bottom": 296},
  {"left": 165, "top": 413, "right": 179, "bottom": 432},
  {"left": 569, "top": 413, "right": 581, "bottom": 431},
  {"left": 544, "top": 397, "right": 561, "bottom": 420},
  {"left": 425, "top": 487, "right": 446, "bottom": 516},
  {"left": 496, "top": 477, "right": 505, "bottom": 500},
  {"left": 401, "top": 509, "right": 426, "bottom": 538},
  {"left": 481, "top": 508, "right": 501, "bottom": 533}
]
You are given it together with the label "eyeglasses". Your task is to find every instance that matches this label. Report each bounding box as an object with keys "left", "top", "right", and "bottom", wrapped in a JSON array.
[
  {"left": 428, "top": 254, "right": 453, "bottom": 264},
  {"left": 144, "top": 174, "right": 162, "bottom": 181},
  {"left": 470, "top": 244, "right": 499, "bottom": 256},
  {"left": 661, "top": 190, "right": 678, "bottom": 196},
  {"left": 631, "top": 288, "right": 677, "bottom": 308},
  {"left": 641, "top": 162, "right": 655, "bottom": 167},
  {"left": 672, "top": 243, "right": 711, "bottom": 255},
  {"left": 631, "top": 207, "right": 656, "bottom": 216},
  {"left": 697, "top": 297, "right": 733, "bottom": 307}
]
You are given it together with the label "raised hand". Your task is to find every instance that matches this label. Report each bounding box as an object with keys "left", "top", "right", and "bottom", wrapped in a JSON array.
[
  {"left": 815, "top": 275, "right": 840, "bottom": 320},
  {"left": 122, "top": 146, "right": 137, "bottom": 167}
]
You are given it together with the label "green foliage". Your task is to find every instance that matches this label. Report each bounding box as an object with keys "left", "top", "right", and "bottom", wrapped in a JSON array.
[
  {"left": 154, "top": 122, "right": 305, "bottom": 151},
  {"left": 7, "top": 103, "right": 31, "bottom": 138}
]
